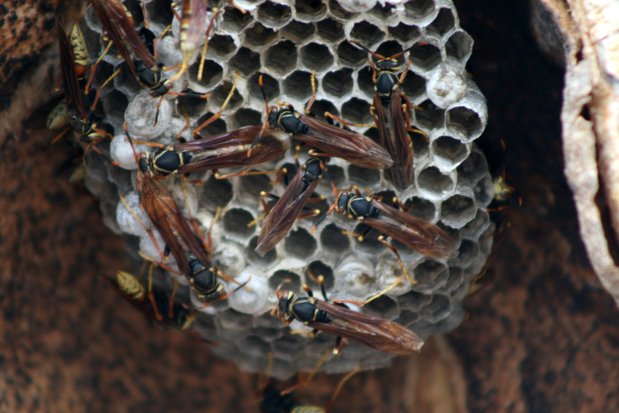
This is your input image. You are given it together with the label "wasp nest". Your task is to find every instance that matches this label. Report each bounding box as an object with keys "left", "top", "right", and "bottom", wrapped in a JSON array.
[{"left": 80, "top": 0, "right": 492, "bottom": 379}]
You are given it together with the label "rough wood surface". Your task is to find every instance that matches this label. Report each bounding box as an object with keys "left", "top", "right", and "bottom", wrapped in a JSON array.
[{"left": 1, "top": 1, "right": 619, "bottom": 412}]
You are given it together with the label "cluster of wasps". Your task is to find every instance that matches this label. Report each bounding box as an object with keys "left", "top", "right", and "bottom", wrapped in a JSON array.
[{"left": 50, "top": 1, "right": 465, "bottom": 410}]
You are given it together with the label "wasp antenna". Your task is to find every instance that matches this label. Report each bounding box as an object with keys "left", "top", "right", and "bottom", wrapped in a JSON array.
[{"left": 347, "top": 39, "right": 386, "bottom": 60}]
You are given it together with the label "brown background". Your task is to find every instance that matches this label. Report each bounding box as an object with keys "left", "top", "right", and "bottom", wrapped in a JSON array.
[{"left": 1, "top": 0, "right": 618, "bottom": 412}]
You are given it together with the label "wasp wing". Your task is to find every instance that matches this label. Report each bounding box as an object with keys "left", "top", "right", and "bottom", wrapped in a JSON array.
[
  {"left": 255, "top": 168, "right": 319, "bottom": 256},
  {"left": 58, "top": 23, "right": 87, "bottom": 121},
  {"left": 295, "top": 115, "right": 393, "bottom": 169},
  {"left": 311, "top": 300, "right": 423, "bottom": 354},
  {"left": 367, "top": 199, "right": 457, "bottom": 259}
]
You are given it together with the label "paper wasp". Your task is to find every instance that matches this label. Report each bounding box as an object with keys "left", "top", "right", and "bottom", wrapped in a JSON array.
[
  {"left": 274, "top": 276, "right": 423, "bottom": 355},
  {"left": 262, "top": 74, "right": 393, "bottom": 170},
  {"left": 350, "top": 40, "right": 423, "bottom": 190},
  {"left": 334, "top": 190, "right": 457, "bottom": 260},
  {"left": 255, "top": 157, "right": 326, "bottom": 256},
  {"left": 104, "top": 269, "right": 195, "bottom": 330},
  {"left": 258, "top": 381, "right": 325, "bottom": 413}
]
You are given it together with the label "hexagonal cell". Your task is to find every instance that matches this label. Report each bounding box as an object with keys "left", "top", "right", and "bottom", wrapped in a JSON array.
[
  {"left": 247, "top": 236, "right": 278, "bottom": 266},
  {"left": 210, "top": 80, "right": 243, "bottom": 112},
  {"left": 257, "top": 1, "right": 292, "bottom": 28},
  {"left": 432, "top": 135, "right": 469, "bottom": 167},
  {"left": 200, "top": 175, "right": 233, "bottom": 211},
  {"left": 319, "top": 223, "right": 350, "bottom": 253},
  {"left": 398, "top": 290, "right": 432, "bottom": 312},
  {"left": 369, "top": 2, "right": 397, "bottom": 21},
  {"left": 176, "top": 89, "right": 209, "bottom": 118},
  {"left": 388, "top": 23, "right": 421, "bottom": 43},
  {"left": 280, "top": 20, "right": 315, "bottom": 43},
  {"left": 114, "top": 61, "right": 142, "bottom": 94},
  {"left": 229, "top": 47, "right": 261, "bottom": 76},
  {"left": 417, "top": 166, "right": 454, "bottom": 195},
  {"left": 441, "top": 194, "right": 476, "bottom": 228},
  {"left": 404, "top": 196, "right": 436, "bottom": 222},
  {"left": 415, "top": 99, "right": 445, "bottom": 130},
  {"left": 248, "top": 72, "right": 280, "bottom": 104},
  {"left": 239, "top": 172, "right": 273, "bottom": 199},
  {"left": 327, "top": 0, "right": 358, "bottom": 21},
  {"left": 284, "top": 227, "right": 318, "bottom": 258},
  {"left": 404, "top": 0, "right": 437, "bottom": 22},
  {"left": 401, "top": 71, "right": 426, "bottom": 101},
  {"left": 306, "top": 99, "right": 339, "bottom": 118},
  {"left": 189, "top": 59, "right": 223, "bottom": 89},
  {"left": 357, "top": 67, "right": 374, "bottom": 97},
  {"left": 341, "top": 98, "right": 371, "bottom": 124},
  {"left": 264, "top": 41, "right": 298, "bottom": 76},
  {"left": 244, "top": 22, "right": 278, "bottom": 48},
  {"left": 194, "top": 111, "right": 227, "bottom": 136},
  {"left": 323, "top": 164, "right": 345, "bottom": 186},
  {"left": 353, "top": 222, "right": 383, "bottom": 253},
  {"left": 145, "top": 0, "right": 174, "bottom": 27},
  {"left": 456, "top": 150, "right": 488, "bottom": 187},
  {"left": 221, "top": 7, "right": 253, "bottom": 33},
  {"left": 305, "top": 260, "right": 335, "bottom": 291},
  {"left": 414, "top": 260, "right": 448, "bottom": 289},
  {"left": 294, "top": 0, "right": 327, "bottom": 22},
  {"left": 300, "top": 42, "right": 334, "bottom": 72},
  {"left": 474, "top": 176, "right": 494, "bottom": 207},
  {"left": 101, "top": 90, "right": 128, "bottom": 123},
  {"left": 322, "top": 68, "right": 353, "bottom": 98},
  {"left": 397, "top": 310, "right": 420, "bottom": 326},
  {"left": 232, "top": 108, "right": 262, "bottom": 129},
  {"left": 446, "top": 31, "right": 474, "bottom": 63},
  {"left": 316, "top": 18, "right": 344, "bottom": 42},
  {"left": 268, "top": 269, "right": 302, "bottom": 291},
  {"left": 419, "top": 294, "right": 451, "bottom": 322},
  {"left": 337, "top": 41, "right": 369, "bottom": 67},
  {"left": 350, "top": 21, "right": 385, "bottom": 47},
  {"left": 427, "top": 8, "right": 456, "bottom": 38},
  {"left": 92, "top": 59, "right": 116, "bottom": 89},
  {"left": 347, "top": 165, "right": 380, "bottom": 187},
  {"left": 447, "top": 106, "right": 483, "bottom": 139},
  {"left": 283, "top": 70, "right": 313, "bottom": 101},
  {"left": 409, "top": 42, "right": 442, "bottom": 72},
  {"left": 223, "top": 208, "right": 256, "bottom": 238},
  {"left": 363, "top": 295, "right": 400, "bottom": 320},
  {"left": 375, "top": 40, "right": 405, "bottom": 58},
  {"left": 209, "top": 34, "right": 237, "bottom": 59}
]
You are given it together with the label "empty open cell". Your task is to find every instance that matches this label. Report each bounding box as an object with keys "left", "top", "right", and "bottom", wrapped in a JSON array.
[
  {"left": 415, "top": 99, "right": 445, "bottom": 130},
  {"left": 294, "top": 0, "right": 327, "bottom": 21},
  {"left": 441, "top": 194, "right": 476, "bottom": 227},
  {"left": 194, "top": 112, "right": 227, "bottom": 136},
  {"left": 283, "top": 70, "right": 313, "bottom": 101},
  {"left": 337, "top": 41, "right": 369, "bottom": 67},
  {"left": 409, "top": 42, "right": 442, "bottom": 72},
  {"left": 357, "top": 67, "right": 374, "bottom": 97},
  {"left": 229, "top": 47, "right": 261, "bottom": 76},
  {"left": 284, "top": 227, "right": 318, "bottom": 258},
  {"left": 280, "top": 20, "right": 315, "bottom": 43},
  {"left": 300, "top": 42, "right": 334, "bottom": 72},
  {"left": 323, "top": 164, "right": 345, "bottom": 186},
  {"left": 328, "top": 0, "right": 358, "bottom": 20},
  {"left": 244, "top": 22, "right": 278, "bottom": 48},
  {"left": 419, "top": 294, "right": 450, "bottom": 322},
  {"left": 404, "top": 196, "right": 436, "bottom": 221},
  {"left": 474, "top": 176, "right": 494, "bottom": 206},
  {"left": 375, "top": 40, "right": 405, "bottom": 58},
  {"left": 209, "top": 34, "right": 237, "bottom": 59},
  {"left": 257, "top": 1, "right": 292, "bottom": 27},
  {"left": 248, "top": 72, "right": 280, "bottom": 104},
  {"left": 320, "top": 223, "right": 350, "bottom": 253},
  {"left": 347, "top": 165, "right": 380, "bottom": 186},
  {"left": 417, "top": 166, "right": 454, "bottom": 194},
  {"left": 398, "top": 290, "right": 432, "bottom": 311},
  {"left": 233, "top": 108, "right": 262, "bottom": 128},
  {"left": 239, "top": 172, "right": 273, "bottom": 198},
  {"left": 446, "top": 31, "right": 474, "bottom": 62},
  {"left": 305, "top": 260, "right": 335, "bottom": 291},
  {"left": 341, "top": 98, "right": 371, "bottom": 124},
  {"left": 176, "top": 89, "right": 209, "bottom": 118},
  {"left": 447, "top": 106, "right": 483, "bottom": 138},
  {"left": 201, "top": 175, "right": 233, "bottom": 210},
  {"left": 427, "top": 8, "right": 456, "bottom": 38},
  {"left": 101, "top": 90, "right": 128, "bottom": 123},
  {"left": 223, "top": 208, "right": 255, "bottom": 237},
  {"left": 247, "top": 236, "right": 278, "bottom": 265},
  {"left": 91, "top": 59, "right": 115, "bottom": 90},
  {"left": 306, "top": 99, "right": 339, "bottom": 119},
  {"left": 404, "top": 0, "right": 436, "bottom": 21},
  {"left": 388, "top": 23, "right": 421, "bottom": 44},
  {"left": 432, "top": 135, "right": 468, "bottom": 166},
  {"left": 221, "top": 7, "right": 253, "bottom": 32},
  {"left": 242, "top": 335, "right": 272, "bottom": 357},
  {"left": 397, "top": 310, "right": 420, "bottom": 326},
  {"left": 369, "top": 2, "right": 396, "bottom": 20},
  {"left": 268, "top": 269, "right": 302, "bottom": 291},
  {"left": 363, "top": 295, "right": 400, "bottom": 320},
  {"left": 210, "top": 81, "right": 243, "bottom": 112},
  {"left": 350, "top": 21, "right": 385, "bottom": 47},
  {"left": 322, "top": 68, "right": 353, "bottom": 98},
  {"left": 145, "top": 0, "right": 174, "bottom": 27},
  {"left": 414, "top": 260, "right": 448, "bottom": 287},
  {"left": 353, "top": 223, "right": 383, "bottom": 253},
  {"left": 316, "top": 18, "right": 344, "bottom": 42},
  {"left": 454, "top": 239, "right": 479, "bottom": 265},
  {"left": 456, "top": 151, "right": 487, "bottom": 186},
  {"left": 264, "top": 41, "right": 298, "bottom": 76},
  {"left": 189, "top": 59, "right": 223, "bottom": 89},
  {"left": 401, "top": 71, "right": 426, "bottom": 100}
]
